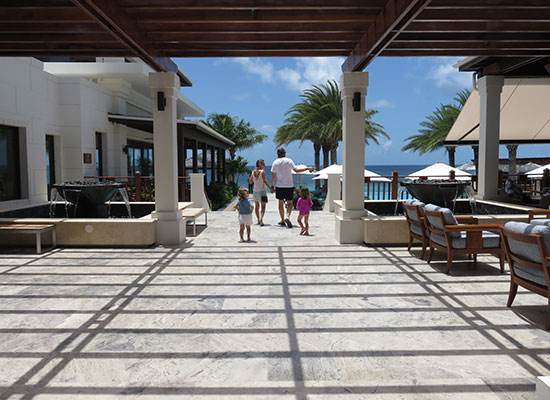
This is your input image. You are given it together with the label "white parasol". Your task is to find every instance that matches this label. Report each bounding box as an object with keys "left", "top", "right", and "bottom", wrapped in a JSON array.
[
  {"left": 407, "top": 162, "right": 472, "bottom": 181},
  {"left": 526, "top": 163, "right": 550, "bottom": 178}
]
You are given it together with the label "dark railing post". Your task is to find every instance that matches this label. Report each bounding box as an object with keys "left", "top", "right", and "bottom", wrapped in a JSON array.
[
  {"left": 135, "top": 171, "right": 142, "bottom": 202},
  {"left": 498, "top": 169, "right": 503, "bottom": 191},
  {"left": 179, "top": 176, "right": 185, "bottom": 201},
  {"left": 449, "top": 170, "right": 455, "bottom": 180},
  {"left": 364, "top": 177, "right": 370, "bottom": 200},
  {"left": 391, "top": 170, "right": 399, "bottom": 199}
]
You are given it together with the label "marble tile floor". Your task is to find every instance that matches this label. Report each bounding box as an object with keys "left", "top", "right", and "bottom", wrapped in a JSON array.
[{"left": 0, "top": 207, "right": 549, "bottom": 399}]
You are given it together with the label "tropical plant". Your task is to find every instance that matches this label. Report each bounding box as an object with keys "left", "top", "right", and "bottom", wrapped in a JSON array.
[
  {"left": 204, "top": 113, "right": 267, "bottom": 160},
  {"left": 402, "top": 89, "right": 470, "bottom": 166},
  {"left": 276, "top": 80, "right": 388, "bottom": 169},
  {"left": 225, "top": 156, "right": 250, "bottom": 185}
]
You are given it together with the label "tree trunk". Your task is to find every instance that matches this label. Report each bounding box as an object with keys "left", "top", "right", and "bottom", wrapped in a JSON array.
[
  {"left": 506, "top": 144, "right": 518, "bottom": 180},
  {"left": 314, "top": 142, "right": 321, "bottom": 190},
  {"left": 229, "top": 148, "right": 236, "bottom": 160},
  {"left": 330, "top": 144, "right": 338, "bottom": 165},
  {"left": 445, "top": 146, "right": 456, "bottom": 167},
  {"left": 322, "top": 144, "right": 330, "bottom": 169}
]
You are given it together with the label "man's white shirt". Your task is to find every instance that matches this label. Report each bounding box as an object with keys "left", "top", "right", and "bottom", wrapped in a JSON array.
[{"left": 271, "top": 157, "right": 295, "bottom": 188}]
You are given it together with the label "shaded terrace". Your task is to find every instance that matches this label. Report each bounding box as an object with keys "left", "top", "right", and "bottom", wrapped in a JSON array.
[{"left": 0, "top": 208, "right": 548, "bottom": 398}]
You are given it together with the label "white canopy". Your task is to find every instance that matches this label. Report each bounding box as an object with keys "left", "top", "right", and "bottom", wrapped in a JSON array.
[
  {"left": 407, "top": 162, "right": 472, "bottom": 181},
  {"left": 527, "top": 163, "right": 550, "bottom": 178},
  {"left": 445, "top": 78, "right": 550, "bottom": 145},
  {"left": 315, "top": 164, "right": 343, "bottom": 175},
  {"left": 313, "top": 167, "right": 390, "bottom": 182},
  {"left": 457, "top": 163, "right": 475, "bottom": 171}
]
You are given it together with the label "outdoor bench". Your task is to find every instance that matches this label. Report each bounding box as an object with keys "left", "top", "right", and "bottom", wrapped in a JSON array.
[
  {"left": 181, "top": 207, "right": 208, "bottom": 236},
  {"left": 0, "top": 223, "right": 56, "bottom": 254}
]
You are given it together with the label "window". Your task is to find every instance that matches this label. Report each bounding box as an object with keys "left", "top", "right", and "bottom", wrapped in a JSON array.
[
  {"left": 46, "top": 135, "right": 55, "bottom": 199},
  {"left": 0, "top": 125, "right": 21, "bottom": 201},
  {"left": 95, "top": 132, "right": 104, "bottom": 177},
  {"left": 127, "top": 139, "right": 153, "bottom": 176}
]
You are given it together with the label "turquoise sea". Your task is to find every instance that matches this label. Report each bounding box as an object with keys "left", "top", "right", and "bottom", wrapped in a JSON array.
[{"left": 236, "top": 164, "right": 430, "bottom": 199}]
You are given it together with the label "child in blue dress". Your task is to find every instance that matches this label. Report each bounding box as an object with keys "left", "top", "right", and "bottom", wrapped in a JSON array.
[{"left": 234, "top": 187, "right": 254, "bottom": 242}]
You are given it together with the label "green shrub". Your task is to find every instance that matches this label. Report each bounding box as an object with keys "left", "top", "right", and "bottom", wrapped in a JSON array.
[{"left": 206, "top": 181, "right": 236, "bottom": 210}]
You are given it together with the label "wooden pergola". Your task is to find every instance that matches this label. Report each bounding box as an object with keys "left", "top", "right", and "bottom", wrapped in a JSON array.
[{"left": 2, "top": 1, "right": 550, "bottom": 77}]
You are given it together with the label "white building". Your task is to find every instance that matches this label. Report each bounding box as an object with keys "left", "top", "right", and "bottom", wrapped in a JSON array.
[{"left": 0, "top": 57, "right": 211, "bottom": 212}]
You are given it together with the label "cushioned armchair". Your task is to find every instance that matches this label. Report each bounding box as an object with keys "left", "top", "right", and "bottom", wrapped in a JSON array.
[
  {"left": 500, "top": 222, "right": 550, "bottom": 330},
  {"left": 403, "top": 199, "right": 428, "bottom": 259},
  {"left": 423, "top": 204, "right": 504, "bottom": 274}
]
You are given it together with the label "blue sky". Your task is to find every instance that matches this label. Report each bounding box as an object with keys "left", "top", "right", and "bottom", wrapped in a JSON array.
[{"left": 175, "top": 56, "right": 549, "bottom": 166}]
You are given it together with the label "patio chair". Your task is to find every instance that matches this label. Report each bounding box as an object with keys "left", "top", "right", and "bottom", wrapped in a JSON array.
[
  {"left": 423, "top": 204, "right": 505, "bottom": 274},
  {"left": 500, "top": 222, "right": 550, "bottom": 330},
  {"left": 403, "top": 199, "right": 428, "bottom": 259},
  {"left": 528, "top": 209, "right": 550, "bottom": 225}
]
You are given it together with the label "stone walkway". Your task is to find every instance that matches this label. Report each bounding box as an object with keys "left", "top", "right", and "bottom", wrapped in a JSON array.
[{"left": 0, "top": 200, "right": 549, "bottom": 399}]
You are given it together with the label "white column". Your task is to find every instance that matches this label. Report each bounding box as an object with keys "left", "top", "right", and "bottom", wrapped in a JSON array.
[
  {"left": 149, "top": 72, "right": 186, "bottom": 245},
  {"left": 335, "top": 72, "right": 369, "bottom": 243},
  {"left": 477, "top": 75, "right": 503, "bottom": 200},
  {"left": 190, "top": 173, "right": 211, "bottom": 210},
  {"left": 324, "top": 172, "right": 341, "bottom": 212}
]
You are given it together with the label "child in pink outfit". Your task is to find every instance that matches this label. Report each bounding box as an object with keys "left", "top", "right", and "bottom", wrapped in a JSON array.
[{"left": 296, "top": 186, "right": 313, "bottom": 235}]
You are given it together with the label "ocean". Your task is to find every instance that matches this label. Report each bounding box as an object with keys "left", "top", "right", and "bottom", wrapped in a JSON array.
[{"left": 235, "top": 164, "right": 430, "bottom": 199}]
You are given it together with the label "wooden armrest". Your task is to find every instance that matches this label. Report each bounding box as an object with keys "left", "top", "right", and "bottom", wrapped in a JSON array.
[
  {"left": 456, "top": 216, "right": 478, "bottom": 224},
  {"left": 528, "top": 209, "right": 550, "bottom": 221},
  {"left": 444, "top": 223, "right": 503, "bottom": 232}
]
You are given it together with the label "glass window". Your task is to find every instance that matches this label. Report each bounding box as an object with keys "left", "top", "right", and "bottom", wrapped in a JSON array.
[
  {"left": 0, "top": 125, "right": 21, "bottom": 201},
  {"left": 95, "top": 132, "right": 103, "bottom": 177},
  {"left": 126, "top": 140, "right": 153, "bottom": 176}
]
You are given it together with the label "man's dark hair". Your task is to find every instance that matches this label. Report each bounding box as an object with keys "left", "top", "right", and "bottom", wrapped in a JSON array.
[{"left": 277, "top": 148, "right": 286, "bottom": 158}]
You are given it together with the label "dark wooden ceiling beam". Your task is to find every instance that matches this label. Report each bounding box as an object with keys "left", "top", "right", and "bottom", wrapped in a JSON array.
[
  {"left": 151, "top": 32, "right": 363, "bottom": 43},
  {"left": 163, "top": 50, "right": 347, "bottom": 57},
  {"left": 428, "top": 0, "right": 550, "bottom": 8},
  {"left": 118, "top": 0, "right": 386, "bottom": 10},
  {"left": 381, "top": 49, "right": 550, "bottom": 56},
  {"left": 69, "top": 0, "right": 189, "bottom": 86},
  {"left": 0, "top": 33, "right": 118, "bottom": 43},
  {"left": 160, "top": 42, "right": 354, "bottom": 51},
  {"left": 125, "top": 9, "right": 378, "bottom": 23},
  {"left": 387, "top": 41, "right": 550, "bottom": 50},
  {"left": 404, "top": 21, "right": 550, "bottom": 33},
  {"left": 394, "top": 32, "right": 550, "bottom": 41},
  {"left": 0, "top": 23, "right": 105, "bottom": 33},
  {"left": 416, "top": 8, "right": 550, "bottom": 21},
  {"left": 343, "top": 0, "right": 433, "bottom": 72},
  {"left": 140, "top": 22, "right": 369, "bottom": 33}
]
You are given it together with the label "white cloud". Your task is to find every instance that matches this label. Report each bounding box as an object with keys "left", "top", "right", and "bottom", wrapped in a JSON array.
[
  {"left": 381, "top": 140, "right": 392, "bottom": 151},
  {"left": 369, "top": 99, "right": 395, "bottom": 108},
  {"left": 232, "top": 58, "right": 276, "bottom": 83},
  {"left": 261, "top": 124, "right": 277, "bottom": 134},
  {"left": 428, "top": 57, "right": 472, "bottom": 90},
  {"left": 230, "top": 57, "right": 345, "bottom": 92}
]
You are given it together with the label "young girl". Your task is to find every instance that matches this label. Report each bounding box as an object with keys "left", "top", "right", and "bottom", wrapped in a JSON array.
[
  {"left": 248, "top": 159, "right": 271, "bottom": 226},
  {"left": 234, "top": 187, "right": 254, "bottom": 242},
  {"left": 296, "top": 186, "right": 313, "bottom": 235}
]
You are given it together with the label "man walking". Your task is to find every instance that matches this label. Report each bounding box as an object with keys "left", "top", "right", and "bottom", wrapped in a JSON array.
[{"left": 271, "top": 147, "right": 313, "bottom": 228}]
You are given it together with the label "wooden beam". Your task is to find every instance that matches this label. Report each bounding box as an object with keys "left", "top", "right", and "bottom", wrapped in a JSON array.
[
  {"left": 416, "top": 8, "right": 550, "bottom": 21},
  {"left": 141, "top": 22, "right": 370, "bottom": 33},
  {"left": 150, "top": 32, "right": 363, "bottom": 43},
  {"left": 118, "top": 0, "right": 385, "bottom": 10},
  {"left": 69, "top": 0, "right": 189, "bottom": 85},
  {"left": 163, "top": 50, "right": 348, "bottom": 58},
  {"left": 380, "top": 49, "right": 550, "bottom": 56},
  {"left": 343, "top": 0, "right": 433, "bottom": 72},
  {"left": 404, "top": 21, "right": 550, "bottom": 33},
  {"left": 387, "top": 41, "right": 550, "bottom": 50}
]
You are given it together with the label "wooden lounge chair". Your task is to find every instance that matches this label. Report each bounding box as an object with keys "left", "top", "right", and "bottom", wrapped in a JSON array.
[
  {"left": 528, "top": 209, "right": 550, "bottom": 223},
  {"left": 423, "top": 204, "right": 504, "bottom": 274},
  {"left": 403, "top": 199, "right": 428, "bottom": 259},
  {"left": 500, "top": 221, "right": 550, "bottom": 330}
]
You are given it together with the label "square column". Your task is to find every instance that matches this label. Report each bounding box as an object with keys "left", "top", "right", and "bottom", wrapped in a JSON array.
[
  {"left": 149, "top": 72, "right": 186, "bottom": 245},
  {"left": 335, "top": 72, "right": 369, "bottom": 244},
  {"left": 477, "top": 75, "right": 504, "bottom": 200}
]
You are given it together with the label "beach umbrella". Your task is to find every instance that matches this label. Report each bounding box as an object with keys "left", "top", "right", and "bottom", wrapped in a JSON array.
[
  {"left": 407, "top": 162, "right": 472, "bottom": 181},
  {"left": 527, "top": 163, "right": 550, "bottom": 178},
  {"left": 315, "top": 164, "right": 342, "bottom": 175},
  {"left": 519, "top": 162, "right": 541, "bottom": 173},
  {"left": 457, "top": 163, "right": 475, "bottom": 172},
  {"left": 313, "top": 168, "right": 390, "bottom": 182}
]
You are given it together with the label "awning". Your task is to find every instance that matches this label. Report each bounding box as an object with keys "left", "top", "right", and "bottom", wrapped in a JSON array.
[
  {"left": 444, "top": 78, "right": 550, "bottom": 146},
  {"left": 108, "top": 114, "right": 234, "bottom": 149}
]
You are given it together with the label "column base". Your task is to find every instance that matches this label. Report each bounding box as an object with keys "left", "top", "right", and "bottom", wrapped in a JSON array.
[
  {"left": 335, "top": 212, "right": 365, "bottom": 244},
  {"left": 152, "top": 211, "right": 186, "bottom": 245},
  {"left": 536, "top": 376, "right": 550, "bottom": 400}
]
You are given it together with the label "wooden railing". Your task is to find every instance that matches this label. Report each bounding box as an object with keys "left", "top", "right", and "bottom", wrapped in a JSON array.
[{"left": 83, "top": 172, "right": 190, "bottom": 202}]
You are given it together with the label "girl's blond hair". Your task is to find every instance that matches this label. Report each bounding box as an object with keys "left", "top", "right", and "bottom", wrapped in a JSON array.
[
  {"left": 254, "top": 159, "right": 265, "bottom": 173},
  {"left": 299, "top": 186, "right": 310, "bottom": 200},
  {"left": 237, "top": 187, "right": 249, "bottom": 200}
]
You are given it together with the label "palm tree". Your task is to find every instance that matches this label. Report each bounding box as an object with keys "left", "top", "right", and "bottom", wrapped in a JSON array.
[
  {"left": 402, "top": 89, "right": 470, "bottom": 166},
  {"left": 276, "top": 80, "right": 388, "bottom": 167},
  {"left": 204, "top": 113, "right": 267, "bottom": 160}
]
